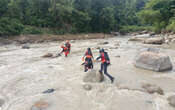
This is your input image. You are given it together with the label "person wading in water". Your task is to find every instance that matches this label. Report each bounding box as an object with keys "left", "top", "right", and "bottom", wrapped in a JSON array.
[
  {"left": 82, "top": 48, "right": 94, "bottom": 72},
  {"left": 96, "top": 49, "right": 114, "bottom": 83}
]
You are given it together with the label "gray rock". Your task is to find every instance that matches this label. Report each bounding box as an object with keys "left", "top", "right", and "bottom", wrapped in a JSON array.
[
  {"left": 43, "top": 89, "right": 55, "bottom": 94},
  {"left": 115, "top": 55, "right": 120, "bottom": 58},
  {"left": 168, "top": 95, "right": 175, "bottom": 107},
  {"left": 83, "top": 84, "right": 92, "bottom": 91},
  {"left": 31, "top": 101, "right": 49, "bottom": 110},
  {"left": 98, "top": 42, "right": 109, "bottom": 45},
  {"left": 134, "top": 51, "right": 173, "bottom": 72},
  {"left": 22, "top": 45, "right": 30, "bottom": 49},
  {"left": 83, "top": 70, "right": 104, "bottom": 83},
  {"left": 142, "top": 83, "right": 164, "bottom": 95}
]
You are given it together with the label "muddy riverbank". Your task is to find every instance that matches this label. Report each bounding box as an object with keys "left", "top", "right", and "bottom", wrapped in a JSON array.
[
  {"left": 0, "top": 33, "right": 113, "bottom": 45},
  {"left": 0, "top": 35, "right": 175, "bottom": 110}
]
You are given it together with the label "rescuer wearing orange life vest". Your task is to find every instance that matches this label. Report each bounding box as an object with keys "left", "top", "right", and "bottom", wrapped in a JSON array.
[
  {"left": 82, "top": 48, "right": 94, "bottom": 72},
  {"left": 96, "top": 49, "right": 114, "bottom": 83},
  {"left": 60, "top": 40, "right": 71, "bottom": 57},
  {"left": 65, "top": 40, "right": 71, "bottom": 53}
]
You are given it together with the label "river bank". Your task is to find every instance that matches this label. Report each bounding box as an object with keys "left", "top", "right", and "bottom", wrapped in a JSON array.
[{"left": 0, "top": 33, "right": 113, "bottom": 45}]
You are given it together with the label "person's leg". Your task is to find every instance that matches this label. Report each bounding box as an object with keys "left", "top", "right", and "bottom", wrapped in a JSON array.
[
  {"left": 84, "top": 58, "right": 89, "bottom": 72},
  {"left": 99, "top": 63, "right": 104, "bottom": 73},
  {"left": 104, "top": 62, "right": 114, "bottom": 83}
]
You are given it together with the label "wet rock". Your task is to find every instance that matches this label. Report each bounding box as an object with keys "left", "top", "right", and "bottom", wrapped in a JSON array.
[
  {"left": 42, "top": 53, "right": 53, "bottom": 58},
  {"left": 83, "top": 84, "right": 92, "bottom": 91},
  {"left": 22, "top": 45, "right": 30, "bottom": 49},
  {"left": 115, "top": 55, "right": 120, "bottom": 58},
  {"left": 134, "top": 51, "right": 173, "bottom": 72},
  {"left": 31, "top": 101, "right": 49, "bottom": 110},
  {"left": 98, "top": 42, "right": 109, "bottom": 45},
  {"left": 128, "top": 37, "right": 145, "bottom": 42},
  {"left": 83, "top": 70, "right": 104, "bottom": 83},
  {"left": 143, "top": 37, "right": 164, "bottom": 45},
  {"left": 43, "top": 89, "right": 55, "bottom": 94},
  {"left": 167, "top": 95, "right": 175, "bottom": 107},
  {"left": 142, "top": 83, "right": 164, "bottom": 95}
]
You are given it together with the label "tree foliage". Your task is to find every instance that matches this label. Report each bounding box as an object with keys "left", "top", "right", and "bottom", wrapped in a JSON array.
[
  {"left": 138, "top": 0, "right": 175, "bottom": 33},
  {"left": 0, "top": 0, "right": 149, "bottom": 36}
]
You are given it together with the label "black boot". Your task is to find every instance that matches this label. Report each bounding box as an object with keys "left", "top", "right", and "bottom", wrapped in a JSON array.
[{"left": 111, "top": 77, "right": 115, "bottom": 83}]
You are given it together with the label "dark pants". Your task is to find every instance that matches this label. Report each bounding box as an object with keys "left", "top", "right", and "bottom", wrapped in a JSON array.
[
  {"left": 100, "top": 62, "right": 114, "bottom": 81},
  {"left": 84, "top": 58, "right": 93, "bottom": 72}
]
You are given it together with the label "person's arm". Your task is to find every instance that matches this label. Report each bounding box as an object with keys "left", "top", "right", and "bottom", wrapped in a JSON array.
[{"left": 96, "top": 54, "right": 101, "bottom": 60}]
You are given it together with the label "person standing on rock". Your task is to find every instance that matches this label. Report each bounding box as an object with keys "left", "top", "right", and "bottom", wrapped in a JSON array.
[
  {"left": 82, "top": 48, "right": 94, "bottom": 72},
  {"left": 65, "top": 40, "right": 71, "bottom": 53},
  {"left": 96, "top": 49, "right": 114, "bottom": 83}
]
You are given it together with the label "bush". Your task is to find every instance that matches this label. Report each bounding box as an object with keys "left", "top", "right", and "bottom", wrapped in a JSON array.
[
  {"left": 22, "top": 26, "right": 42, "bottom": 34},
  {"left": 166, "top": 20, "right": 175, "bottom": 32},
  {"left": 0, "top": 17, "right": 24, "bottom": 36}
]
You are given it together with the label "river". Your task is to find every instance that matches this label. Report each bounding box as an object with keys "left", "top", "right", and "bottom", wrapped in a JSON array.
[{"left": 0, "top": 36, "right": 175, "bottom": 110}]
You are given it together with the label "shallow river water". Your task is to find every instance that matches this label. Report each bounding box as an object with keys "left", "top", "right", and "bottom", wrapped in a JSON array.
[{"left": 0, "top": 36, "right": 175, "bottom": 110}]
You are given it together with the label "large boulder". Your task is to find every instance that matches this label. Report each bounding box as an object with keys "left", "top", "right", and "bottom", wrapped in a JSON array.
[
  {"left": 168, "top": 95, "right": 175, "bottom": 107},
  {"left": 142, "top": 83, "right": 164, "bottom": 95},
  {"left": 134, "top": 51, "right": 173, "bottom": 72},
  {"left": 143, "top": 37, "right": 164, "bottom": 45},
  {"left": 83, "top": 70, "right": 104, "bottom": 83}
]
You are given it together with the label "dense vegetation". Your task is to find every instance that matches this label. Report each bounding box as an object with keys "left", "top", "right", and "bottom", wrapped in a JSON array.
[
  {"left": 138, "top": 0, "right": 175, "bottom": 33},
  {"left": 0, "top": 0, "right": 175, "bottom": 36}
]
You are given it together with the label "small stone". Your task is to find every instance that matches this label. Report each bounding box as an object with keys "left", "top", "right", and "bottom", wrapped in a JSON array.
[
  {"left": 115, "top": 55, "right": 120, "bottom": 58},
  {"left": 98, "top": 42, "right": 109, "bottom": 45},
  {"left": 168, "top": 95, "right": 175, "bottom": 107},
  {"left": 43, "top": 89, "right": 55, "bottom": 94},
  {"left": 42, "top": 53, "right": 53, "bottom": 58},
  {"left": 22, "top": 45, "right": 30, "bottom": 49},
  {"left": 31, "top": 101, "right": 49, "bottom": 110},
  {"left": 83, "top": 84, "right": 92, "bottom": 91}
]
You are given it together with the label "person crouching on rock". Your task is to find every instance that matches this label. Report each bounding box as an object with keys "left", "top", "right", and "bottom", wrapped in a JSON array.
[
  {"left": 96, "top": 49, "right": 114, "bottom": 83},
  {"left": 60, "top": 44, "right": 69, "bottom": 57},
  {"left": 59, "top": 40, "right": 71, "bottom": 57},
  {"left": 82, "top": 48, "right": 94, "bottom": 72}
]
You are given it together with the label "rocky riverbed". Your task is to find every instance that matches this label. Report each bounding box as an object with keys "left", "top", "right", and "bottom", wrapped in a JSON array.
[{"left": 0, "top": 35, "right": 175, "bottom": 110}]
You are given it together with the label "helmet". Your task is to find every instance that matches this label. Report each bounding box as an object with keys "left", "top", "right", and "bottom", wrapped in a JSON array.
[{"left": 99, "top": 48, "right": 104, "bottom": 53}]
